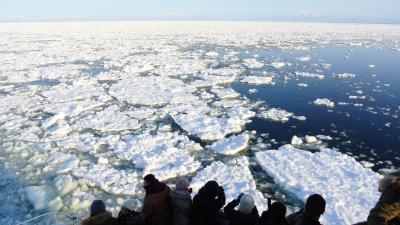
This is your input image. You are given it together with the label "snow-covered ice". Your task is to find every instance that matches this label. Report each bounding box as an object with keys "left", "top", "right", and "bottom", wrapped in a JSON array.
[
  {"left": 255, "top": 145, "right": 382, "bottom": 225},
  {"left": 208, "top": 133, "right": 250, "bottom": 155},
  {"left": 313, "top": 98, "right": 335, "bottom": 108},
  {"left": 191, "top": 160, "right": 269, "bottom": 211}
]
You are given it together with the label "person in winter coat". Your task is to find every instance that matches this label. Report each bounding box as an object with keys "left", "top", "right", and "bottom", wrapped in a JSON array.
[
  {"left": 81, "top": 200, "right": 115, "bottom": 225},
  {"left": 257, "top": 200, "right": 287, "bottom": 225},
  {"left": 367, "top": 170, "right": 400, "bottom": 225},
  {"left": 142, "top": 174, "right": 172, "bottom": 225},
  {"left": 295, "top": 194, "right": 326, "bottom": 225},
  {"left": 191, "top": 180, "right": 226, "bottom": 225},
  {"left": 169, "top": 177, "right": 192, "bottom": 225},
  {"left": 115, "top": 199, "right": 146, "bottom": 225},
  {"left": 224, "top": 193, "right": 260, "bottom": 225}
]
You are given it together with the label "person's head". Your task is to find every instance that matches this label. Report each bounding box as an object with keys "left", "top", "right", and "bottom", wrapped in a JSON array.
[
  {"left": 176, "top": 177, "right": 190, "bottom": 191},
  {"left": 202, "top": 180, "right": 220, "bottom": 198},
  {"left": 305, "top": 194, "right": 326, "bottom": 220},
  {"left": 238, "top": 194, "right": 255, "bottom": 214},
  {"left": 120, "top": 199, "right": 140, "bottom": 215},
  {"left": 378, "top": 170, "right": 400, "bottom": 193},
  {"left": 144, "top": 174, "right": 157, "bottom": 188},
  {"left": 268, "top": 202, "right": 287, "bottom": 223},
  {"left": 90, "top": 200, "right": 106, "bottom": 217}
]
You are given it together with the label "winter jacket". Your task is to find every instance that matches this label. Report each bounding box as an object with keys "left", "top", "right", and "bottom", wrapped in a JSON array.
[
  {"left": 191, "top": 188, "right": 226, "bottom": 225},
  {"left": 295, "top": 213, "right": 321, "bottom": 225},
  {"left": 368, "top": 185, "right": 400, "bottom": 225},
  {"left": 286, "top": 209, "right": 303, "bottom": 225},
  {"left": 115, "top": 211, "right": 146, "bottom": 225},
  {"left": 81, "top": 211, "right": 115, "bottom": 225},
  {"left": 142, "top": 182, "right": 172, "bottom": 225},
  {"left": 224, "top": 199, "right": 260, "bottom": 225},
  {"left": 169, "top": 189, "right": 192, "bottom": 225}
]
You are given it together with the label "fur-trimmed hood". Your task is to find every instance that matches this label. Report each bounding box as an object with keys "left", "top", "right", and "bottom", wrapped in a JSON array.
[
  {"left": 379, "top": 170, "right": 400, "bottom": 193},
  {"left": 81, "top": 211, "right": 114, "bottom": 225}
]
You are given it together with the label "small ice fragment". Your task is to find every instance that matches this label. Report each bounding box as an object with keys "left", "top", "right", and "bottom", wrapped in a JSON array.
[
  {"left": 313, "top": 98, "right": 335, "bottom": 108},
  {"left": 305, "top": 135, "right": 318, "bottom": 143},
  {"left": 291, "top": 135, "right": 303, "bottom": 145},
  {"left": 54, "top": 175, "right": 78, "bottom": 196}
]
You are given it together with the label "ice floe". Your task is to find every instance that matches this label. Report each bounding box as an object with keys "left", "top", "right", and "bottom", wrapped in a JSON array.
[
  {"left": 172, "top": 114, "right": 246, "bottom": 141},
  {"left": 259, "top": 108, "right": 296, "bottom": 123},
  {"left": 24, "top": 185, "right": 63, "bottom": 211},
  {"left": 255, "top": 145, "right": 382, "bottom": 225},
  {"left": 208, "top": 133, "right": 250, "bottom": 155},
  {"left": 109, "top": 76, "right": 198, "bottom": 106},
  {"left": 111, "top": 131, "right": 202, "bottom": 181},
  {"left": 241, "top": 76, "right": 275, "bottom": 85},
  {"left": 191, "top": 160, "right": 269, "bottom": 211},
  {"left": 72, "top": 164, "right": 140, "bottom": 195},
  {"left": 313, "top": 98, "right": 335, "bottom": 108}
]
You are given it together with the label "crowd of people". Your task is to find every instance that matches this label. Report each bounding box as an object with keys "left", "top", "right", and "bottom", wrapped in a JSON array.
[{"left": 81, "top": 170, "right": 400, "bottom": 225}]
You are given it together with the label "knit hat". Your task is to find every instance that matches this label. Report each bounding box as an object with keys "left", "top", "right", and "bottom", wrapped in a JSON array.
[
  {"left": 176, "top": 177, "right": 190, "bottom": 190},
  {"left": 122, "top": 199, "right": 141, "bottom": 211},
  {"left": 239, "top": 194, "right": 255, "bottom": 214},
  {"left": 90, "top": 200, "right": 106, "bottom": 216}
]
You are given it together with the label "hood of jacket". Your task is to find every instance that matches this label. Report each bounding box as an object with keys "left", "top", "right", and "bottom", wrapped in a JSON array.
[
  {"left": 81, "top": 211, "right": 114, "bottom": 225},
  {"left": 380, "top": 171, "right": 400, "bottom": 193}
]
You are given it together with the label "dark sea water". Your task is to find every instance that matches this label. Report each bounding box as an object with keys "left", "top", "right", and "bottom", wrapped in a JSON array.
[{"left": 233, "top": 45, "right": 400, "bottom": 170}]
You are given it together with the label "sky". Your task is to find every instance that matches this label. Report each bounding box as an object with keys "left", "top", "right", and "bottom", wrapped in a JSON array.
[{"left": 1, "top": 0, "right": 400, "bottom": 24}]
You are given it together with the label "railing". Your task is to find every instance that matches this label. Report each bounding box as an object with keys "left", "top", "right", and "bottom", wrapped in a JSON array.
[{"left": 16, "top": 212, "right": 78, "bottom": 225}]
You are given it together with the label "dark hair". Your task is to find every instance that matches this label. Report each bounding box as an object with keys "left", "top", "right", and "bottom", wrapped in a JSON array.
[
  {"left": 144, "top": 174, "right": 156, "bottom": 182},
  {"left": 261, "top": 202, "right": 287, "bottom": 223},
  {"left": 269, "top": 202, "right": 287, "bottom": 223},
  {"left": 90, "top": 200, "right": 106, "bottom": 217},
  {"left": 202, "top": 180, "right": 220, "bottom": 198},
  {"left": 305, "top": 194, "right": 326, "bottom": 217}
]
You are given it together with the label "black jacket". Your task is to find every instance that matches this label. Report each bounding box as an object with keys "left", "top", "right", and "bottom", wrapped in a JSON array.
[
  {"left": 295, "top": 213, "right": 321, "bottom": 225},
  {"left": 224, "top": 199, "right": 260, "bottom": 225},
  {"left": 191, "top": 189, "right": 226, "bottom": 225}
]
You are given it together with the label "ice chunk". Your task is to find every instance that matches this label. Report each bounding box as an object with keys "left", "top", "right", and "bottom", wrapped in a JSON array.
[
  {"left": 72, "top": 164, "right": 140, "bottom": 195},
  {"left": 74, "top": 106, "right": 141, "bottom": 132},
  {"left": 172, "top": 114, "right": 245, "bottom": 141},
  {"left": 205, "top": 51, "right": 219, "bottom": 58},
  {"left": 313, "top": 98, "right": 335, "bottom": 108},
  {"left": 295, "top": 72, "right": 324, "bottom": 79},
  {"left": 226, "top": 107, "right": 256, "bottom": 120},
  {"left": 24, "top": 185, "right": 63, "bottom": 211},
  {"left": 241, "top": 76, "right": 274, "bottom": 85},
  {"left": 211, "top": 87, "right": 240, "bottom": 99},
  {"left": 54, "top": 175, "right": 78, "bottom": 196},
  {"left": 191, "top": 161, "right": 269, "bottom": 211},
  {"left": 109, "top": 76, "right": 198, "bottom": 106},
  {"left": 45, "top": 152, "right": 80, "bottom": 174},
  {"left": 209, "top": 133, "right": 250, "bottom": 155},
  {"left": 112, "top": 131, "right": 202, "bottom": 181},
  {"left": 271, "top": 62, "right": 286, "bottom": 69},
  {"left": 368, "top": 64, "right": 375, "bottom": 68},
  {"left": 334, "top": 73, "right": 356, "bottom": 78},
  {"left": 296, "top": 56, "right": 312, "bottom": 62},
  {"left": 291, "top": 135, "right": 303, "bottom": 145},
  {"left": 305, "top": 135, "right": 318, "bottom": 143},
  {"left": 297, "top": 83, "right": 308, "bottom": 87},
  {"left": 42, "top": 80, "right": 106, "bottom": 103},
  {"left": 259, "top": 108, "right": 294, "bottom": 123},
  {"left": 255, "top": 145, "right": 382, "bottom": 225},
  {"left": 243, "top": 58, "right": 264, "bottom": 69}
]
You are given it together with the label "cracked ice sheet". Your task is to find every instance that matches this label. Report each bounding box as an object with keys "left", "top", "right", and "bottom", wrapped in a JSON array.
[
  {"left": 209, "top": 133, "right": 250, "bottom": 155},
  {"left": 111, "top": 131, "right": 202, "bottom": 181},
  {"left": 43, "top": 152, "right": 80, "bottom": 174},
  {"left": 109, "top": 76, "right": 198, "bottom": 106},
  {"left": 191, "top": 160, "right": 269, "bottom": 211},
  {"left": 74, "top": 105, "right": 141, "bottom": 132},
  {"left": 72, "top": 164, "right": 140, "bottom": 196},
  {"left": 42, "top": 79, "right": 109, "bottom": 103},
  {"left": 211, "top": 87, "right": 241, "bottom": 99},
  {"left": 172, "top": 113, "right": 246, "bottom": 141},
  {"left": 255, "top": 145, "right": 382, "bottom": 225}
]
